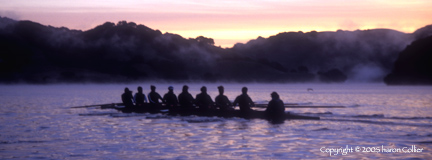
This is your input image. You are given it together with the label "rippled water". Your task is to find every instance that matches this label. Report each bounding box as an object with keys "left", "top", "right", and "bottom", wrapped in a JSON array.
[{"left": 0, "top": 83, "right": 431, "bottom": 159}]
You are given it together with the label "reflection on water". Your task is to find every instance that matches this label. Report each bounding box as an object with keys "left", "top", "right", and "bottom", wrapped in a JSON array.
[{"left": 0, "top": 84, "right": 431, "bottom": 159}]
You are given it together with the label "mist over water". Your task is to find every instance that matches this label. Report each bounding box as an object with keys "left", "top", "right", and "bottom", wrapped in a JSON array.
[
  {"left": 0, "top": 83, "right": 431, "bottom": 159},
  {"left": 1, "top": 17, "right": 432, "bottom": 83}
]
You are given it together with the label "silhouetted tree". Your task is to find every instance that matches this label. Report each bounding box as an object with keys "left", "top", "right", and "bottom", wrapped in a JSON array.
[{"left": 384, "top": 35, "right": 432, "bottom": 85}]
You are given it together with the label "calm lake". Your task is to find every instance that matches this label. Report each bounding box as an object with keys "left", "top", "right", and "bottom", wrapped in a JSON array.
[{"left": 0, "top": 83, "right": 431, "bottom": 159}]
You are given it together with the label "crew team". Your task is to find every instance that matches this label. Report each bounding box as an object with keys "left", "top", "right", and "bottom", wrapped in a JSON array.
[{"left": 122, "top": 85, "right": 285, "bottom": 114}]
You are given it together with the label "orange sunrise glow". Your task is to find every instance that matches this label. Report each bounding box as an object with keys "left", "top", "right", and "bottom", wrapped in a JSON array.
[{"left": 1, "top": 0, "right": 431, "bottom": 47}]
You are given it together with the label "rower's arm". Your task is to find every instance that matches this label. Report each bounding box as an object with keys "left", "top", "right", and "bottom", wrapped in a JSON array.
[{"left": 249, "top": 97, "right": 255, "bottom": 106}]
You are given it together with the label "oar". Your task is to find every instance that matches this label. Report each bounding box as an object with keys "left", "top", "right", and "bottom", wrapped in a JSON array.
[
  {"left": 70, "top": 103, "right": 122, "bottom": 108},
  {"left": 283, "top": 105, "right": 345, "bottom": 108},
  {"left": 254, "top": 104, "right": 345, "bottom": 108},
  {"left": 253, "top": 101, "right": 300, "bottom": 105},
  {"left": 255, "top": 103, "right": 300, "bottom": 106}
]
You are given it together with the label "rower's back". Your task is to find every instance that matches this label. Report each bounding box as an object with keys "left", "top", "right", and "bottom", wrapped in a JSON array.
[
  {"left": 134, "top": 86, "right": 147, "bottom": 107},
  {"left": 178, "top": 85, "right": 195, "bottom": 109},
  {"left": 233, "top": 87, "right": 254, "bottom": 112},
  {"left": 163, "top": 86, "right": 178, "bottom": 109},
  {"left": 215, "top": 86, "right": 233, "bottom": 111},
  {"left": 195, "top": 86, "right": 214, "bottom": 111},
  {"left": 122, "top": 87, "right": 134, "bottom": 108}
]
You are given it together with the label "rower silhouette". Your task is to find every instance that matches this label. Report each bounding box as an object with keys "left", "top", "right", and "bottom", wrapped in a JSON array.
[
  {"left": 178, "top": 85, "right": 195, "bottom": 109},
  {"left": 233, "top": 87, "right": 254, "bottom": 112},
  {"left": 148, "top": 85, "right": 163, "bottom": 109},
  {"left": 163, "top": 86, "right": 178, "bottom": 110},
  {"left": 215, "top": 86, "right": 234, "bottom": 111},
  {"left": 121, "top": 87, "right": 134, "bottom": 108},
  {"left": 195, "top": 86, "right": 214, "bottom": 111},
  {"left": 134, "top": 86, "right": 147, "bottom": 107}
]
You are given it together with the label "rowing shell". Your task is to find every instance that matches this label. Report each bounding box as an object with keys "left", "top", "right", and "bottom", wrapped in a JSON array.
[{"left": 99, "top": 103, "right": 320, "bottom": 121}]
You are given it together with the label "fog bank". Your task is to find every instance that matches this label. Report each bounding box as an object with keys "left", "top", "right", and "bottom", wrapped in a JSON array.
[{"left": 1, "top": 17, "right": 431, "bottom": 83}]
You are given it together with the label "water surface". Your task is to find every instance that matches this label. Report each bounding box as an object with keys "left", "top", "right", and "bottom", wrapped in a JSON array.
[{"left": 0, "top": 83, "right": 431, "bottom": 159}]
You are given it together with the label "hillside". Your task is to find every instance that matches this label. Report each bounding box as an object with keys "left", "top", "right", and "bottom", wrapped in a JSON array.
[
  {"left": 384, "top": 35, "right": 432, "bottom": 85},
  {"left": 1, "top": 17, "right": 430, "bottom": 83}
]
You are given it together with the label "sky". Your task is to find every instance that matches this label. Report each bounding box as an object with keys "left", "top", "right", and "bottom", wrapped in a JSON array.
[{"left": 1, "top": 0, "right": 431, "bottom": 47}]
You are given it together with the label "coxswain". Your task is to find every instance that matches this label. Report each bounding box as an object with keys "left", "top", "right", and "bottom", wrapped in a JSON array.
[
  {"left": 178, "top": 85, "right": 195, "bottom": 109},
  {"left": 163, "top": 86, "right": 178, "bottom": 110},
  {"left": 195, "top": 86, "right": 214, "bottom": 111},
  {"left": 134, "top": 86, "right": 147, "bottom": 107},
  {"left": 233, "top": 87, "right": 254, "bottom": 112},
  {"left": 265, "top": 92, "right": 285, "bottom": 124},
  {"left": 215, "top": 86, "right": 233, "bottom": 111},
  {"left": 121, "top": 87, "right": 134, "bottom": 108},
  {"left": 265, "top": 92, "right": 285, "bottom": 115}
]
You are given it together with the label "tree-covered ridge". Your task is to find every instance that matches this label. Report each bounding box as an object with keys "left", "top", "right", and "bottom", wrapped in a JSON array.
[{"left": 1, "top": 17, "right": 431, "bottom": 83}]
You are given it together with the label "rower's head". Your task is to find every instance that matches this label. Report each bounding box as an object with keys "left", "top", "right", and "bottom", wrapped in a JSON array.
[
  {"left": 218, "top": 86, "right": 224, "bottom": 94},
  {"left": 201, "top": 86, "right": 207, "bottom": 93},
  {"left": 124, "top": 87, "right": 130, "bottom": 93},
  {"left": 271, "top": 92, "right": 279, "bottom": 100},
  {"left": 137, "top": 86, "right": 143, "bottom": 93},
  {"left": 168, "top": 86, "right": 174, "bottom": 92},
  {"left": 182, "top": 85, "right": 189, "bottom": 92},
  {"left": 150, "top": 85, "right": 156, "bottom": 91},
  {"left": 241, "top": 87, "right": 248, "bottom": 94}
]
